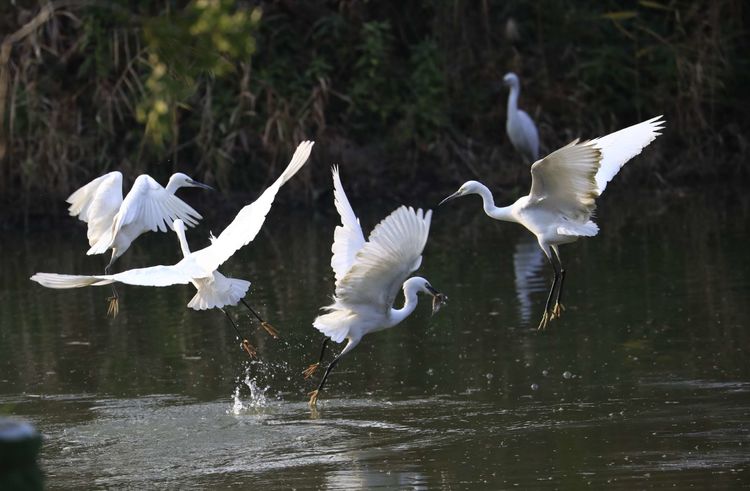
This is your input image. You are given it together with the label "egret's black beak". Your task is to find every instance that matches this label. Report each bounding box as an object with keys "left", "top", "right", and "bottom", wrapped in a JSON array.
[
  {"left": 189, "top": 179, "right": 214, "bottom": 191},
  {"left": 439, "top": 190, "right": 462, "bottom": 206},
  {"left": 425, "top": 284, "right": 448, "bottom": 315}
]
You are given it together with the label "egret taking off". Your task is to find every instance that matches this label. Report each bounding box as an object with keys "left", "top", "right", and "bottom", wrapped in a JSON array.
[
  {"left": 503, "top": 72, "right": 540, "bottom": 164},
  {"left": 31, "top": 141, "right": 315, "bottom": 353},
  {"left": 67, "top": 171, "right": 213, "bottom": 315},
  {"left": 305, "top": 166, "right": 447, "bottom": 408},
  {"left": 441, "top": 116, "right": 664, "bottom": 329}
]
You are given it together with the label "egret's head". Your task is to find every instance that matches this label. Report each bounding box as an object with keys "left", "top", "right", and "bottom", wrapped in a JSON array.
[
  {"left": 405, "top": 277, "right": 448, "bottom": 315},
  {"left": 502, "top": 72, "right": 520, "bottom": 88},
  {"left": 439, "top": 180, "right": 483, "bottom": 206},
  {"left": 168, "top": 172, "right": 214, "bottom": 191}
]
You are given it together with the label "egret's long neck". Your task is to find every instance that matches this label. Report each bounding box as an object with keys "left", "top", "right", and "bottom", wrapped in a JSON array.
[
  {"left": 389, "top": 282, "right": 420, "bottom": 327},
  {"left": 173, "top": 225, "right": 191, "bottom": 258},
  {"left": 165, "top": 176, "right": 181, "bottom": 195},
  {"left": 474, "top": 183, "right": 515, "bottom": 223},
  {"left": 506, "top": 83, "right": 519, "bottom": 119}
]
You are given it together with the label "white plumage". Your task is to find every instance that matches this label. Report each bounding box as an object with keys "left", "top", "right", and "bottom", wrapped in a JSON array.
[
  {"left": 32, "top": 141, "right": 314, "bottom": 311},
  {"left": 306, "top": 166, "right": 445, "bottom": 407},
  {"left": 441, "top": 116, "right": 665, "bottom": 329},
  {"left": 503, "top": 72, "right": 540, "bottom": 164},
  {"left": 67, "top": 171, "right": 212, "bottom": 271}
]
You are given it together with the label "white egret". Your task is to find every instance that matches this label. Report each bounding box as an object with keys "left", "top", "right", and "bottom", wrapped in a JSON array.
[
  {"left": 441, "top": 116, "right": 664, "bottom": 329},
  {"left": 67, "top": 171, "right": 213, "bottom": 315},
  {"left": 304, "top": 166, "right": 447, "bottom": 408},
  {"left": 503, "top": 72, "right": 540, "bottom": 164},
  {"left": 31, "top": 141, "right": 315, "bottom": 352}
]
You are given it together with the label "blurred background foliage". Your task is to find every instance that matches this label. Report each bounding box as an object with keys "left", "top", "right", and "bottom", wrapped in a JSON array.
[{"left": 0, "top": 0, "right": 747, "bottom": 225}]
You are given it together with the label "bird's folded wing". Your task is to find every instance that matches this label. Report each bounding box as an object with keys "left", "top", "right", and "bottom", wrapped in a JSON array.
[
  {"left": 67, "top": 172, "right": 124, "bottom": 247},
  {"left": 190, "top": 140, "right": 314, "bottom": 272},
  {"left": 529, "top": 140, "right": 601, "bottom": 221},
  {"left": 330, "top": 165, "right": 366, "bottom": 284},
  {"left": 115, "top": 175, "right": 203, "bottom": 235},
  {"left": 335, "top": 206, "right": 432, "bottom": 312},
  {"left": 592, "top": 115, "right": 665, "bottom": 194}
]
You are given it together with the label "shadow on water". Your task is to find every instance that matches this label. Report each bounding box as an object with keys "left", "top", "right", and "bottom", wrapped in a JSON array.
[{"left": 1, "top": 187, "right": 749, "bottom": 488}]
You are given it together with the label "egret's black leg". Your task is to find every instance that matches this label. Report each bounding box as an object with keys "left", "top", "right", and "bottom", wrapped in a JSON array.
[
  {"left": 551, "top": 247, "right": 566, "bottom": 320},
  {"left": 104, "top": 260, "right": 119, "bottom": 317},
  {"left": 538, "top": 251, "right": 561, "bottom": 330},
  {"left": 302, "top": 338, "right": 329, "bottom": 379},
  {"left": 221, "top": 307, "right": 256, "bottom": 357},
  {"left": 308, "top": 354, "right": 341, "bottom": 407},
  {"left": 240, "top": 298, "right": 279, "bottom": 338}
]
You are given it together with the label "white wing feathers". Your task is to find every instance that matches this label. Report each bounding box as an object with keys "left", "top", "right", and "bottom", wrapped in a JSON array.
[
  {"left": 66, "top": 171, "right": 123, "bottom": 247},
  {"left": 529, "top": 140, "right": 601, "bottom": 221},
  {"left": 528, "top": 115, "right": 665, "bottom": 222},
  {"left": 335, "top": 206, "right": 432, "bottom": 313},
  {"left": 87, "top": 174, "right": 203, "bottom": 255},
  {"left": 189, "top": 140, "right": 314, "bottom": 273},
  {"left": 31, "top": 259, "right": 205, "bottom": 289},
  {"left": 330, "top": 165, "right": 366, "bottom": 284},
  {"left": 592, "top": 115, "right": 665, "bottom": 194}
]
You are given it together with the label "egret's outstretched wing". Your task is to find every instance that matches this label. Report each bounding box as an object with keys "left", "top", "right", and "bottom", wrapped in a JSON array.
[
  {"left": 31, "top": 258, "right": 208, "bottom": 289},
  {"left": 66, "top": 171, "right": 123, "bottom": 247},
  {"left": 188, "top": 140, "right": 314, "bottom": 272},
  {"left": 330, "top": 165, "right": 366, "bottom": 284},
  {"left": 335, "top": 206, "right": 432, "bottom": 312},
  {"left": 592, "top": 115, "right": 664, "bottom": 194},
  {"left": 529, "top": 140, "right": 601, "bottom": 221}
]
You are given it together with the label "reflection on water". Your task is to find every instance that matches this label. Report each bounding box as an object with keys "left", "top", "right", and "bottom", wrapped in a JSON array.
[
  {"left": 513, "top": 236, "right": 547, "bottom": 324},
  {"left": 1, "top": 189, "right": 749, "bottom": 488}
]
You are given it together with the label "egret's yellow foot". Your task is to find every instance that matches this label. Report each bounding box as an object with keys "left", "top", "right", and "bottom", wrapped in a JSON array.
[
  {"left": 551, "top": 302, "right": 565, "bottom": 320},
  {"left": 302, "top": 362, "right": 320, "bottom": 380},
  {"left": 308, "top": 389, "right": 320, "bottom": 408},
  {"left": 241, "top": 339, "right": 257, "bottom": 358},
  {"left": 537, "top": 311, "right": 551, "bottom": 331},
  {"left": 107, "top": 296, "right": 119, "bottom": 318},
  {"left": 261, "top": 321, "right": 279, "bottom": 339}
]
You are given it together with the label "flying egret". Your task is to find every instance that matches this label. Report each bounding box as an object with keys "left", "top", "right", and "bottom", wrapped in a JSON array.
[
  {"left": 31, "top": 141, "right": 315, "bottom": 351},
  {"left": 440, "top": 116, "right": 664, "bottom": 329},
  {"left": 304, "top": 166, "right": 447, "bottom": 408},
  {"left": 503, "top": 72, "right": 540, "bottom": 164},
  {"left": 67, "top": 171, "right": 213, "bottom": 315}
]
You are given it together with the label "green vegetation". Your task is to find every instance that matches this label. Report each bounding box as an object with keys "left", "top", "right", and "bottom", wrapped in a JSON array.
[{"left": 0, "top": 1, "right": 747, "bottom": 224}]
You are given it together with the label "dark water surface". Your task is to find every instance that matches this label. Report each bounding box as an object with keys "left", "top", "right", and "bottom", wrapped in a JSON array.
[{"left": 1, "top": 189, "right": 749, "bottom": 489}]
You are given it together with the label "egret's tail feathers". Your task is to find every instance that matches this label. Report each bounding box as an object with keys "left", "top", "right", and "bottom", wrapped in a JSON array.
[
  {"left": 187, "top": 275, "right": 251, "bottom": 310},
  {"left": 30, "top": 273, "right": 114, "bottom": 289},
  {"left": 557, "top": 220, "right": 599, "bottom": 237},
  {"left": 87, "top": 231, "right": 113, "bottom": 255},
  {"left": 312, "top": 308, "right": 352, "bottom": 344}
]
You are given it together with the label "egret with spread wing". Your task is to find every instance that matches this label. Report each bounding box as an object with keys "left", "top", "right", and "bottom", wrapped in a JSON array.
[
  {"left": 305, "top": 166, "right": 447, "bottom": 408},
  {"left": 32, "top": 141, "right": 315, "bottom": 350},
  {"left": 441, "top": 116, "right": 664, "bottom": 329},
  {"left": 67, "top": 171, "right": 213, "bottom": 315},
  {"left": 503, "top": 72, "right": 540, "bottom": 164}
]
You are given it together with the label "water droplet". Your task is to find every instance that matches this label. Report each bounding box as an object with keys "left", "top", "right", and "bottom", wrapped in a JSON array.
[
  {"left": 562, "top": 371, "right": 572, "bottom": 379},
  {"left": 531, "top": 383, "right": 539, "bottom": 391},
  {"left": 542, "top": 370, "right": 548, "bottom": 376}
]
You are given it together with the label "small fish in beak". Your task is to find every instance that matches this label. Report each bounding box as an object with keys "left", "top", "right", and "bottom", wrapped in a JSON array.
[{"left": 425, "top": 284, "right": 448, "bottom": 315}]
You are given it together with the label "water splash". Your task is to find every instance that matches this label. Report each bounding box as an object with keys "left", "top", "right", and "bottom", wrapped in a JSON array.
[{"left": 229, "top": 365, "right": 269, "bottom": 415}]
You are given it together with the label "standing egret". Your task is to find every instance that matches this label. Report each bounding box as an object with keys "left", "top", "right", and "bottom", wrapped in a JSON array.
[
  {"left": 304, "top": 166, "right": 447, "bottom": 408},
  {"left": 440, "top": 116, "right": 664, "bottom": 329},
  {"left": 31, "top": 141, "right": 315, "bottom": 351},
  {"left": 503, "top": 72, "right": 540, "bottom": 164},
  {"left": 67, "top": 171, "right": 213, "bottom": 315}
]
